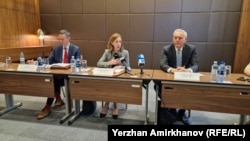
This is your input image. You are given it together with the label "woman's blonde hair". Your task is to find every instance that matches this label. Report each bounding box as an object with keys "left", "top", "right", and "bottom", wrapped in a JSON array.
[{"left": 107, "top": 33, "right": 124, "bottom": 52}]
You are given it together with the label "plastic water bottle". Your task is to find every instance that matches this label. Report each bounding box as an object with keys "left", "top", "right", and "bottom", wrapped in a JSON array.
[
  {"left": 37, "top": 55, "right": 44, "bottom": 72},
  {"left": 70, "top": 56, "right": 76, "bottom": 73},
  {"left": 20, "top": 52, "right": 25, "bottom": 64},
  {"left": 75, "top": 56, "right": 81, "bottom": 74},
  {"left": 217, "top": 61, "right": 226, "bottom": 83},
  {"left": 210, "top": 61, "right": 218, "bottom": 82}
]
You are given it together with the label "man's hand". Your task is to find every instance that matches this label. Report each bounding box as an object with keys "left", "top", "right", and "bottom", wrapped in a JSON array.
[
  {"left": 26, "top": 59, "right": 37, "bottom": 65},
  {"left": 170, "top": 66, "right": 190, "bottom": 73}
]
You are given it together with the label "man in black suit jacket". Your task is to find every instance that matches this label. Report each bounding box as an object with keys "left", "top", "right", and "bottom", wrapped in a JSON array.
[
  {"left": 36, "top": 29, "right": 81, "bottom": 120},
  {"left": 156, "top": 28, "right": 199, "bottom": 125}
]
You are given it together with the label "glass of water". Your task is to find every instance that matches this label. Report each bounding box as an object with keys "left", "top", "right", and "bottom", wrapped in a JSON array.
[
  {"left": 43, "top": 58, "right": 50, "bottom": 72},
  {"left": 5, "top": 56, "right": 12, "bottom": 69},
  {"left": 225, "top": 65, "right": 231, "bottom": 81},
  {"left": 81, "top": 60, "right": 87, "bottom": 72}
]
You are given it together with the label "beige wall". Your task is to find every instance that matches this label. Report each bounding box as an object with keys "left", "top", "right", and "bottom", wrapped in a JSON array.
[
  {"left": 0, "top": 0, "right": 41, "bottom": 49},
  {"left": 40, "top": 0, "right": 242, "bottom": 71}
]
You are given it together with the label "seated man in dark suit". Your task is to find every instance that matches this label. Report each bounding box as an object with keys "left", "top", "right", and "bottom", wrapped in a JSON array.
[
  {"left": 37, "top": 29, "right": 82, "bottom": 119},
  {"left": 155, "top": 28, "right": 199, "bottom": 125},
  {"left": 28, "top": 29, "right": 81, "bottom": 119}
]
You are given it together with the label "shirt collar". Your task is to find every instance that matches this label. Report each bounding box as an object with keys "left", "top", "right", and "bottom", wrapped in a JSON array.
[
  {"left": 175, "top": 46, "right": 183, "bottom": 52},
  {"left": 64, "top": 43, "right": 70, "bottom": 50}
]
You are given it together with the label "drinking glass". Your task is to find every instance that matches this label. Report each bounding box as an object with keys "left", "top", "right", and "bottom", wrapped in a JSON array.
[
  {"left": 81, "top": 60, "right": 87, "bottom": 72},
  {"left": 5, "top": 56, "right": 12, "bottom": 69},
  {"left": 225, "top": 65, "right": 231, "bottom": 81},
  {"left": 43, "top": 58, "right": 50, "bottom": 72}
]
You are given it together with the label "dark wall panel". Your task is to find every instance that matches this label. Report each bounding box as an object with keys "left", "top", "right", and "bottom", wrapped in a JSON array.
[
  {"left": 154, "top": 13, "right": 181, "bottom": 42},
  {"left": 83, "top": 15, "right": 105, "bottom": 41},
  {"left": 129, "top": 15, "right": 154, "bottom": 42},
  {"left": 83, "top": 0, "right": 105, "bottom": 13},
  {"left": 208, "top": 13, "right": 240, "bottom": 42},
  {"left": 40, "top": 0, "right": 242, "bottom": 71},
  {"left": 106, "top": 15, "right": 129, "bottom": 41},
  {"left": 181, "top": 13, "right": 210, "bottom": 42}
]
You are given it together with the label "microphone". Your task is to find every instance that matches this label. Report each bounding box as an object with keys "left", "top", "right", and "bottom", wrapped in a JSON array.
[
  {"left": 112, "top": 53, "right": 120, "bottom": 68},
  {"left": 119, "top": 57, "right": 125, "bottom": 63},
  {"left": 137, "top": 54, "right": 145, "bottom": 74},
  {"left": 118, "top": 56, "right": 131, "bottom": 73},
  {"left": 113, "top": 53, "right": 119, "bottom": 59}
]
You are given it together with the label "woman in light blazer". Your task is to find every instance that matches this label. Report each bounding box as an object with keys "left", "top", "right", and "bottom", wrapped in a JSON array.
[{"left": 97, "top": 33, "right": 130, "bottom": 119}]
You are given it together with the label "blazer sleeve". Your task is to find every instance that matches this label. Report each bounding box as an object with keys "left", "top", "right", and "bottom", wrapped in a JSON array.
[
  {"left": 48, "top": 45, "right": 63, "bottom": 64},
  {"left": 97, "top": 50, "right": 111, "bottom": 68},
  {"left": 186, "top": 44, "right": 199, "bottom": 72},
  {"left": 160, "top": 45, "right": 174, "bottom": 72}
]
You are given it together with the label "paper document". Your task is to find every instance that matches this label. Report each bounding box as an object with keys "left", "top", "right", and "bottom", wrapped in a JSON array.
[
  {"left": 174, "top": 72, "right": 200, "bottom": 81},
  {"left": 17, "top": 64, "right": 38, "bottom": 72},
  {"left": 50, "top": 63, "right": 70, "bottom": 69},
  {"left": 92, "top": 68, "right": 114, "bottom": 76},
  {"left": 92, "top": 68, "right": 125, "bottom": 76}
]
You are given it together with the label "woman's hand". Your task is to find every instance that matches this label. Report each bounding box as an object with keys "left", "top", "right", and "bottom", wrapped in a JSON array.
[{"left": 109, "top": 58, "right": 120, "bottom": 66}]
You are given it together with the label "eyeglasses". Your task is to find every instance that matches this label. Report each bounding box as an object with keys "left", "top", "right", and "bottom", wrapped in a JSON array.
[{"left": 237, "top": 76, "right": 250, "bottom": 82}]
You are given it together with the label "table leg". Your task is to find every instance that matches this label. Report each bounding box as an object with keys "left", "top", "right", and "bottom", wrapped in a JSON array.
[
  {"left": 68, "top": 99, "right": 81, "bottom": 125},
  {"left": 239, "top": 115, "right": 246, "bottom": 125},
  {"left": 145, "top": 84, "right": 149, "bottom": 125},
  {"left": 154, "top": 85, "right": 159, "bottom": 125},
  {"left": 60, "top": 78, "right": 74, "bottom": 124},
  {"left": 0, "top": 94, "right": 22, "bottom": 116}
]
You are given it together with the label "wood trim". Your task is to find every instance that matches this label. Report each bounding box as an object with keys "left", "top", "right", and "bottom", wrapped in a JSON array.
[
  {"left": 0, "top": 46, "right": 52, "bottom": 62},
  {"left": 234, "top": 0, "right": 250, "bottom": 73}
]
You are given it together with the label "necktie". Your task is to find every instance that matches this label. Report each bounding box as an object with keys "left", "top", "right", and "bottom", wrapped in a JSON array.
[
  {"left": 63, "top": 47, "right": 68, "bottom": 63},
  {"left": 176, "top": 49, "right": 182, "bottom": 67}
]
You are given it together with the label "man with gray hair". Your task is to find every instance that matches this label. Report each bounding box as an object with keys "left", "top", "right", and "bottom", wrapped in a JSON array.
[{"left": 155, "top": 28, "right": 199, "bottom": 125}]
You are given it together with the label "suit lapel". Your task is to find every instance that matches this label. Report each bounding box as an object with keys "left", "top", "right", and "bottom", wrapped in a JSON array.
[
  {"left": 59, "top": 46, "right": 63, "bottom": 62},
  {"left": 182, "top": 44, "right": 189, "bottom": 66},
  {"left": 68, "top": 43, "right": 73, "bottom": 58},
  {"left": 170, "top": 45, "right": 177, "bottom": 67}
]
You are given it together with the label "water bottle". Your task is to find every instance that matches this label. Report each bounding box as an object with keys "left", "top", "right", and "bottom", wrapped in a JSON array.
[
  {"left": 217, "top": 61, "right": 226, "bottom": 83},
  {"left": 210, "top": 61, "right": 218, "bottom": 82},
  {"left": 37, "top": 55, "right": 44, "bottom": 72},
  {"left": 20, "top": 52, "right": 25, "bottom": 64},
  {"left": 75, "top": 56, "right": 81, "bottom": 74},
  {"left": 70, "top": 56, "right": 76, "bottom": 73}
]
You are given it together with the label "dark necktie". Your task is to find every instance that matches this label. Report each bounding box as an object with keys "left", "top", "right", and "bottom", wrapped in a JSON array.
[
  {"left": 176, "top": 49, "right": 182, "bottom": 67},
  {"left": 63, "top": 47, "right": 68, "bottom": 63}
]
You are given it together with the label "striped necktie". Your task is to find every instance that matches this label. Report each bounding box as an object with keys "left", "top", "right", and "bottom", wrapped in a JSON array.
[
  {"left": 63, "top": 47, "right": 68, "bottom": 63},
  {"left": 176, "top": 49, "right": 182, "bottom": 67}
]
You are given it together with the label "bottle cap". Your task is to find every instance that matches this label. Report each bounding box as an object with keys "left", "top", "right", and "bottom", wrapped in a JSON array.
[{"left": 220, "top": 61, "right": 225, "bottom": 65}]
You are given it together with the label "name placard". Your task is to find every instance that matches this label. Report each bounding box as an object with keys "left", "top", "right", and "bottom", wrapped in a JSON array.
[
  {"left": 174, "top": 72, "right": 200, "bottom": 81},
  {"left": 17, "top": 64, "right": 37, "bottom": 72},
  {"left": 92, "top": 68, "right": 114, "bottom": 76}
]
